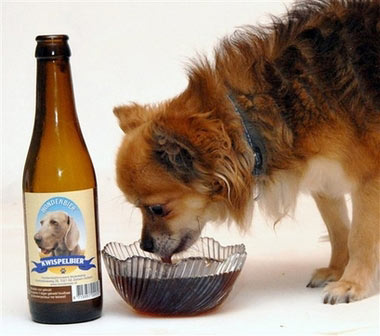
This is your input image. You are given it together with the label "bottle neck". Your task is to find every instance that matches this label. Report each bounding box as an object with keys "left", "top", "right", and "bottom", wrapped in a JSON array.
[{"left": 36, "top": 57, "right": 79, "bottom": 128}]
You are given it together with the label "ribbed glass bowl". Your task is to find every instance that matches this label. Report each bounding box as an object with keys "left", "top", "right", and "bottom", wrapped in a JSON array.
[{"left": 102, "top": 237, "right": 247, "bottom": 316}]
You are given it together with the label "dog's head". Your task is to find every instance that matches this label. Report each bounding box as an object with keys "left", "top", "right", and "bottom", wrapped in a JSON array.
[
  {"left": 34, "top": 211, "right": 79, "bottom": 255},
  {"left": 115, "top": 67, "right": 255, "bottom": 259}
]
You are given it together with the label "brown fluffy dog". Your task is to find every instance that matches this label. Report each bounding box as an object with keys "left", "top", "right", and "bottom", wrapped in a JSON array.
[{"left": 114, "top": 0, "right": 380, "bottom": 304}]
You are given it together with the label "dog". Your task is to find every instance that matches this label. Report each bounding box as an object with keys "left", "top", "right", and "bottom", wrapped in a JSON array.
[
  {"left": 34, "top": 211, "right": 82, "bottom": 256},
  {"left": 114, "top": 0, "right": 380, "bottom": 304}
]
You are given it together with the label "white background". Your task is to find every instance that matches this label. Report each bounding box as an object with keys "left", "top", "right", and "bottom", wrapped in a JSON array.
[{"left": 1, "top": 1, "right": 379, "bottom": 335}]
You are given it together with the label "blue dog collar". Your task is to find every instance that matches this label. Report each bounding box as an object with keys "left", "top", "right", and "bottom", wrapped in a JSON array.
[{"left": 227, "top": 93, "right": 266, "bottom": 176}]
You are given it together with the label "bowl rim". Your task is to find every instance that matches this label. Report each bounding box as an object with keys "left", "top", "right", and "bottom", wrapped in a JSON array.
[{"left": 101, "top": 237, "right": 247, "bottom": 269}]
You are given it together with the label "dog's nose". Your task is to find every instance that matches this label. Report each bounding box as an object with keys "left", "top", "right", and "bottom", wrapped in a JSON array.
[
  {"left": 34, "top": 234, "right": 42, "bottom": 244},
  {"left": 140, "top": 235, "right": 155, "bottom": 253}
]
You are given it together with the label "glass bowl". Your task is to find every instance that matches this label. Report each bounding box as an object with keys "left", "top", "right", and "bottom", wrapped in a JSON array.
[{"left": 102, "top": 237, "right": 247, "bottom": 316}]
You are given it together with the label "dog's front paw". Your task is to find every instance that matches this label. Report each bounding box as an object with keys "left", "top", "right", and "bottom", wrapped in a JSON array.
[
  {"left": 323, "top": 280, "right": 368, "bottom": 304},
  {"left": 307, "top": 267, "right": 343, "bottom": 288}
]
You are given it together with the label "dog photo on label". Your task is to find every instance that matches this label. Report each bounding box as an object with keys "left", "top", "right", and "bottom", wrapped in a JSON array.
[
  {"left": 114, "top": 0, "right": 380, "bottom": 304},
  {"left": 34, "top": 211, "right": 82, "bottom": 257}
]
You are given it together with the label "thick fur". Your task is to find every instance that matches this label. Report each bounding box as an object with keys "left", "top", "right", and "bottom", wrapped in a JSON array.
[{"left": 115, "top": 0, "right": 380, "bottom": 304}]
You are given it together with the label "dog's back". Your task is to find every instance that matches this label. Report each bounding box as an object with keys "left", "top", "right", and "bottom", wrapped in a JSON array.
[{"left": 216, "top": 0, "right": 380, "bottom": 168}]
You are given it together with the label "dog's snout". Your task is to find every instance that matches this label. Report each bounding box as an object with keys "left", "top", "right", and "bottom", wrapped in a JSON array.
[
  {"left": 34, "top": 234, "right": 42, "bottom": 244},
  {"left": 140, "top": 235, "right": 155, "bottom": 253}
]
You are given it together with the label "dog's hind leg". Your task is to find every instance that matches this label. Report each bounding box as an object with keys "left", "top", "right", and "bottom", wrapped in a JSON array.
[
  {"left": 323, "top": 178, "right": 380, "bottom": 304},
  {"left": 307, "top": 194, "right": 350, "bottom": 288}
]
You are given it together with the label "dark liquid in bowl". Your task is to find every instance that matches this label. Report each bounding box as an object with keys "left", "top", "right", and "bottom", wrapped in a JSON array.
[{"left": 111, "top": 271, "right": 240, "bottom": 316}]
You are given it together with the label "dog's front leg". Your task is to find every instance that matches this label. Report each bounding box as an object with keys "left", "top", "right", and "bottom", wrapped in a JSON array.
[
  {"left": 323, "top": 178, "right": 380, "bottom": 304},
  {"left": 308, "top": 194, "right": 349, "bottom": 288}
]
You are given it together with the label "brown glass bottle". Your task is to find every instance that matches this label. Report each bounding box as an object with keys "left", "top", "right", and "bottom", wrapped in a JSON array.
[{"left": 22, "top": 35, "right": 102, "bottom": 324}]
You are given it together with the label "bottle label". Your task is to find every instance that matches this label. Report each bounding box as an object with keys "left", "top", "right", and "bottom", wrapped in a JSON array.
[{"left": 24, "top": 189, "right": 101, "bottom": 303}]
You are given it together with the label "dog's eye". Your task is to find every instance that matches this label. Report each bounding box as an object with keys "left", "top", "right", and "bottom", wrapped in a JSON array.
[
  {"left": 148, "top": 205, "right": 166, "bottom": 217},
  {"left": 50, "top": 220, "right": 58, "bottom": 226}
]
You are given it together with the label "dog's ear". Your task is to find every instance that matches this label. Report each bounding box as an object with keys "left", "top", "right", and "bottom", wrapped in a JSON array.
[
  {"left": 114, "top": 103, "right": 152, "bottom": 133},
  {"left": 64, "top": 216, "right": 80, "bottom": 251},
  {"left": 152, "top": 126, "right": 198, "bottom": 183}
]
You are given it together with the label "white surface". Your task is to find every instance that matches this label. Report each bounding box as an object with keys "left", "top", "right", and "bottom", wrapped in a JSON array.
[{"left": 1, "top": 1, "right": 379, "bottom": 335}]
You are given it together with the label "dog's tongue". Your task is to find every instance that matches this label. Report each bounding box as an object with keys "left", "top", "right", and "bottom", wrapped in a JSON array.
[
  {"left": 41, "top": 248, "right": 50, "bottom": 255},
  {"left": 161, "top": 256, "right": 172, "bottom": 264}
]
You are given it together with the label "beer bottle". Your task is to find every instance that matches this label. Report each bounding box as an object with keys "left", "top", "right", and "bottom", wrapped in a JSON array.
[{"left": 22, "top": 35, "right": 102, "bottom": 324}]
